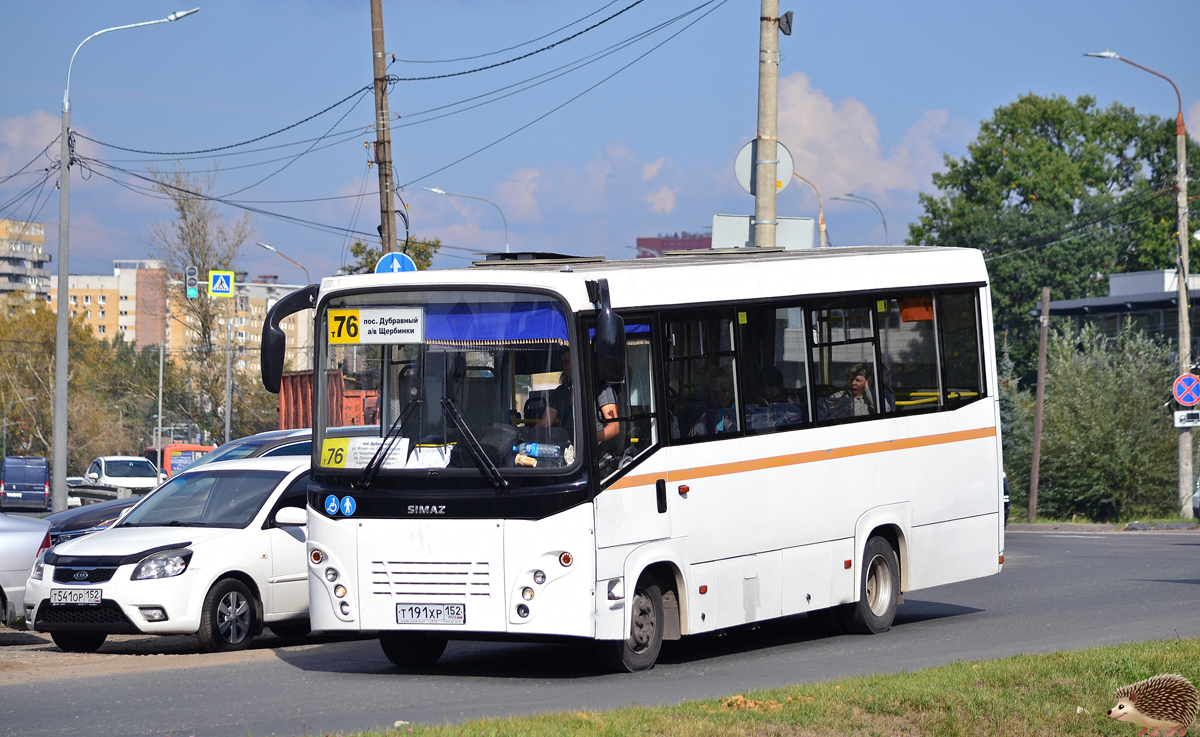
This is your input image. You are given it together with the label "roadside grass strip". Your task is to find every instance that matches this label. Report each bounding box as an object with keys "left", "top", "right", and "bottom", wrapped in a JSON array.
[{"left": 347, "top": 639, "right": 1200, "bottom": 736}]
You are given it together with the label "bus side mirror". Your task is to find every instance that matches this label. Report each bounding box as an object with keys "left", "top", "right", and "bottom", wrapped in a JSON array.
[
  {"left": 261, "top": 284, "right": 319, "bottom": 394},
  {"left": 589, "top": 278, "right": 626, "bottom": 385}
]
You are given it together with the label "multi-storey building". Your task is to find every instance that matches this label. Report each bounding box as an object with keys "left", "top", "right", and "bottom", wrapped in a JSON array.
[
  {"left": 49, "top": 260, "right": 166, "bottom": 345},
  {"left": 0, "top": 219, "right": 53, "bottom": 297}
]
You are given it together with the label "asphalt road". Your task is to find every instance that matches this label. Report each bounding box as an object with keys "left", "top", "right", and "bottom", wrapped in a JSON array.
[{"left": 3, "top": 528, "right": 1199, "bottom": 736}]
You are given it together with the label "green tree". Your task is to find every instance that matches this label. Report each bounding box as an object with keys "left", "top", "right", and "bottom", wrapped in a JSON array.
[
  {"left": 344, "top": 237, "right": 442, "bottom": 273},
  {"left": 909, "top": 93, "right": 1196, "bottom": 381}
]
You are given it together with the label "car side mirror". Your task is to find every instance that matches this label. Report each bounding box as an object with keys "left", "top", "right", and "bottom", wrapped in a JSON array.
[
  {"left": 261, "top": 284, "right": 318, "bottom": 394},
  {"left": 86, "top": 472, "right": 99, "bottom": 481},
  {"left": 587, "top": 278, "right": 626, "bottom": 385},
  {"left": 158, "top": 472, "right": 167, "bottom": 482},
  {"left": 274, "top": 507, "right": 308, "bottom": 526},
  {"left": 116, "top": 507, "right": 132, "bottom": 523}
]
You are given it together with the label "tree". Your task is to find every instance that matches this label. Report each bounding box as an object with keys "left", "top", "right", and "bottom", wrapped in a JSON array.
[
  {"left": 343, "top": 237, "right": 442, "bottom": 273},
  {"left": 909, "top": 94, "right": 1197, "bottom": 381}
]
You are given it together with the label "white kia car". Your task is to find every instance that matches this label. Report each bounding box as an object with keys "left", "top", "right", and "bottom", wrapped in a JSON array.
[{"left": 25, "top": 457, "right": 312, "bottom": 653}]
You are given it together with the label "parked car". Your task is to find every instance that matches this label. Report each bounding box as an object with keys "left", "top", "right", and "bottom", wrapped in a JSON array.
[
  {"left": 0, "top": 456, "right": 50, "bottom": 512},
  {"left": 45, "top": 498, "right": 133, "bottom": 546},
  {"left": 83, "top": 456, "right": 161, "bottom": 493},
  {"left": 26, "top": 457, "right": 312, "bottom": 653},
  {"left": 0, "top": 512, "right": 50, "bottom": 625}
]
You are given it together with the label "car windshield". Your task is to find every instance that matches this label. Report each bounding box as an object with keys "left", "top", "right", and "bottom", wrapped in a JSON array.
[
  {"left": 105, "top": 460, "right": 158, "bottom": 478},
  {"left": 119, "top": 469, "right": 287, "bottom": 528},
  {"left": 186, "top": 437, "right": 275, "bottom": 470},
  {"left": 317, "top": 290, "right": 577, "bottom": 480}
]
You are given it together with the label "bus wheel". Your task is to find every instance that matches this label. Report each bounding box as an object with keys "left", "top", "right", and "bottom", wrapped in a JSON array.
[
  {"left": 379, "top": 633, "right": 447, "bottom": 668},
  {"left": 595, "top": 581, "right": 663, "bottom": 672},
  {"left": 842, "top": 536, "right": 899, "bottom": 634}
]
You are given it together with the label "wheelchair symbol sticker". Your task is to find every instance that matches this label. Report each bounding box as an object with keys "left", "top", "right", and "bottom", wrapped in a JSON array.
[{"left": 324, "top": 495, "right": 340, "bottom": 515}]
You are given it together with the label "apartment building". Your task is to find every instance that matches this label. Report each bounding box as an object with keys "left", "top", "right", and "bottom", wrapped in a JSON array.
[
  {"left": 49, "top": 260, "right": 166, "bottom": 344},
  {"left": 0, "top": 218, "right": 53, "bottom": 297}
]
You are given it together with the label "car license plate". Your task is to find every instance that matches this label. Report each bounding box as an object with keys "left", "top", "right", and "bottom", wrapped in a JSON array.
[
  {"left": 396, "top": 603, "right": 465, "bottom": 625},
  {"left": 50, "top": 588, "right": 101, "bottom": 605},
  {"left": 4, "top": 492, "right": 21, "bottom": 498}
]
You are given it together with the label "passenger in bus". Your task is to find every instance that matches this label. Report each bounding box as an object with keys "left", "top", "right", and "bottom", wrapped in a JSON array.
[
  {"left": 690, "top": 368, "right": 737, "bottom": 436},
  {"left": 538, "top": 351, "right": 621, "bottom": 443},
  {"left": 825, "top": 362, "right": 879, "bottom": 418},
  {"left": 746, "top": 366, "right": 806, "bottom": 428}
]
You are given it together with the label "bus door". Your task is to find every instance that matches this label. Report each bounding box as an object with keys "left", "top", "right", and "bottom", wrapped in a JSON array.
[{"left": 590, "top": 317, "right": 670, "bottom": 548}]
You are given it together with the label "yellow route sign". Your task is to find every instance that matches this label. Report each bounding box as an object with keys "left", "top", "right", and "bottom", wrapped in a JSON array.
[{"left": 327, "top": 309, "right": 360, "bottom": 344}]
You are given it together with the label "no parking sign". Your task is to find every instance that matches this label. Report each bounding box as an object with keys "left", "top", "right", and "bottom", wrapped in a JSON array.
[{"left": 1173, "top": 374, "right": 1200, "bottom": 406}]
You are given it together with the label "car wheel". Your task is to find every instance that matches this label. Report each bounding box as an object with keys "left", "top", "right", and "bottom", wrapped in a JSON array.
[
  {"left": 595, "top": 580, "right": 664, "bottom": 672},
  {"left": 197, "top": 578, "right": 256, "bottom": 652},
  {"left": 51, "top": 631, "right": 107, "bottom": 653},
  {"left": 269, "top": 620, "right": 311, "bottom": 639},
  {"left": 840, "top": 535, "right": 900, "bottom": 634},
  {"left": 379, "top": 633, "right": 447, "bottom": 667}
]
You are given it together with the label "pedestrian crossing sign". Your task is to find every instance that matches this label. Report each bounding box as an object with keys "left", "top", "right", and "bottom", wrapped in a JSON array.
[{"left": 208, "top": 270, "right": 235, "bottom": 297}]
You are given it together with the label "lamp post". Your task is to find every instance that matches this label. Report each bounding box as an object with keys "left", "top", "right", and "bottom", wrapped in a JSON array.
[
  {"left": 1087, "top": 48, "right": 1191, "bottom": 517},
  {"left": 792, "top": 173, "right": 828, "bottom": 247},
  {"left": 3, "top": 397, "right": 37, "bottom": 461},
  {"left": 831, "top": 194, "right": 888, "bottom": 245},
  {"left": 52, "top": 8, "right": 199, "bottom": 513},
  {"left": 423, "top": 187, "right": 509, "bottom": 253},
  {"left": 257, "top": 242, "right": 312, "bottom": 284}
]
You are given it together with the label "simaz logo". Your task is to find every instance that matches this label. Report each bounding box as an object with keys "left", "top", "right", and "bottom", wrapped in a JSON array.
[
  {"left": 73, "top": 571, "right": 88, "bottom": 581},
  {"left": 407, "top": 505, "right": 446, "bottom": 515}
]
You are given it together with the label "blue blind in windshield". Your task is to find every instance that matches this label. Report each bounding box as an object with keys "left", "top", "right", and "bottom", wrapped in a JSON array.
[{"left": 426, "top": 301, "right": 568, "bottom": 343}]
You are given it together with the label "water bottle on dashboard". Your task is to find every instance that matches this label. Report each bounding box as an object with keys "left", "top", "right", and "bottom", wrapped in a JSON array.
[{"left": 514, "top": 443, "right": 561, "bottom": 458}]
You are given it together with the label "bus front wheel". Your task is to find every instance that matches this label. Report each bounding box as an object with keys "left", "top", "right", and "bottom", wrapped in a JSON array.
[
  {"left": 379, "top": 632, "right": 447, "bottom": 668},
  {"left": 841, "top": 535, "right": 900, "bottom": 634},
  {"left": 595, "top": 581, "right": 664, "bottom": 672}
]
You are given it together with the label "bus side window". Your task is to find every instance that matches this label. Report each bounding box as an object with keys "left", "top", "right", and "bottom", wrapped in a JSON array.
[
  {"left": 809, "top": 299, "right": 882, "bottom": 421},
  {"left": 938, "top": 290, "right": 984, "bottom": 408},
  {"left": 592, "top": 319, "right": 658, "bottom": 481},
  {"left": 877, "top": 294, "right": 938, "bottom": 414},
  {"left": 739, "top": 306, "right": 810, "bottom": 432},
  {"left": 664, "top": 313, "right": 739, "bottom": 440}
]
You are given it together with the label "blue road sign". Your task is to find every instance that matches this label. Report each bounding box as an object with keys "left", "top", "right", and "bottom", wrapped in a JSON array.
[
  {"left": 324, "top": 495, "right": 340, "bottom": 515},
  {"left": 1174, "top": 374, "right": 1200, "bottom": 406},
  {"left": 340, "top": 496, "right": 357, "bottom": 516},
  {"left": 208, "top": 270, "right": 234, "bottom": 297},
  {"left": 375, "top": 252, "right": 417, "bottom": 274}
]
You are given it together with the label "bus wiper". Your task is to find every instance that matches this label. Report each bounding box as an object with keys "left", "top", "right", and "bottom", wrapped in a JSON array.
[
  {"left": 440, "top": 396, "right": 509, "bottom": 491},
  {"left": 357, "top": 395, "right": 422, "bottom": 490}
]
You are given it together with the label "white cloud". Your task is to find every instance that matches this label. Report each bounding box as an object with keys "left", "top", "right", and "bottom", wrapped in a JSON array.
[
  {"left": 494, "top": 168, "right": 541, "bottom": 221},
  {"left": 646, "top": 185, "right": 677, "bottom": 214},
  {"left": 642, "top": 156, "right": 667, "bottom": 181},
  {"left": 0, "top": 111, "right": 61, "bottom": 177}
]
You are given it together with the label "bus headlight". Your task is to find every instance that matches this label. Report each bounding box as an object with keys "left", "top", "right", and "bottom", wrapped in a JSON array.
[
  {"left": 532, "top": 570, "right": 545, "bottom": 585},
  {"left": 558, "top": 552, "right": 573, "bottom": 567},
  {"left": 521, "top": 587, "right": 534, "bottom": 601},
  {"left": 516, "top": 604, "right": 529, "bottom": 618},
  {"left": 310, "top": 549, "right": 325, "bottom": 565},
  {"left": 325, "top": 567, "right": 339, "bottom": 582},
  {"left": 334, "top": 585, "right": 347, "bottom": 599}
]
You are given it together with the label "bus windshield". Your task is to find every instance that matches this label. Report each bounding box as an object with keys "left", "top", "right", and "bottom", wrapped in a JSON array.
[{"left": 316, "top": 290, "right": 578, "bottom": 479}]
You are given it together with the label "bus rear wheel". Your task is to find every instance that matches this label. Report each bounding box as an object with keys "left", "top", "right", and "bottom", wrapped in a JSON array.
[
  {"left": 595, "top": 581, "right": 663, "bottom": 672},
  {"left": 379, "top": 632, "right": 447, "bottom": 668},
  {"left": 841, "top": 535, "right": 900, "bottom": 634}
]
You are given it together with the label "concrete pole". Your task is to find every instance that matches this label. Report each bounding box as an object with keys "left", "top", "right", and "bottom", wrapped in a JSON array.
[
  {"left": 753, "top": 0, "right": 779, "bottom": 249},
  {"left": 156, "top": 307, "right": 165, "bottom": 469},
  {"left": 224, "top": 299, "right": 232, "bottom": 443},
  {"left": 1177, "top": 113, "right": 1193, "bottom": 518},
  {"left": 370, "top": 0, "right": 400, "bottom": 254},
  {"left": 1028, "top": 286, "right": 1051, "bottom": 522},
  {"left": 52, "top": 105, "right": 71, "bottom": 513}
]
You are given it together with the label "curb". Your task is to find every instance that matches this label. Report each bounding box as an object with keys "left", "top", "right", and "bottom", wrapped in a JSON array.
[{"left": 1006, "top": 522, "right": 1199, "bottom": 533}]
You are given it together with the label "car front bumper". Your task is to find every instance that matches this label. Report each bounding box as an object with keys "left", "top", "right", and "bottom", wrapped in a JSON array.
[{"left": 25, "top": 564, "right": 206, "bottom": 636}]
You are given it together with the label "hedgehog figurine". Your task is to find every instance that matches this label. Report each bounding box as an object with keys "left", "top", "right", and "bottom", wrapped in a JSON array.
[{"left": 1107, "top": 674, "right": 1199, "bottom": 736}]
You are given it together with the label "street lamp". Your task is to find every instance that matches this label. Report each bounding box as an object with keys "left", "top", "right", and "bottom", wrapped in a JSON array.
[
  {"left": 257, "top": 242, "right": 312, "bottom": 284},
  {"left": 423, "top": 186, "right": 509, "bottom": 253},
  {"left": 792, "top": 173, "right": 828, "bottom": 247},
  {"left": 52, "top": 8, "right": 199, "bottom": 513},
  {"left": 1086, "top": 48, "right": 1191, "bottom": 517},
  {"left": 3, "top": 397, "right": 37, "bottom": 461},
  {"left": 831, "top": 194, "right": 888, "bottom": 245}
]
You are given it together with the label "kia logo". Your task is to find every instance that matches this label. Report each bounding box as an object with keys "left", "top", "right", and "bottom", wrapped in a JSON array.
[{"left": 73, "top": 571, "right": 88, "bottom": 581}]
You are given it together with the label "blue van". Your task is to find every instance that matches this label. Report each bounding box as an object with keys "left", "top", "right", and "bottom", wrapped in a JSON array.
[{"left": 0, "top": 456, "right": 50, "bottom": 511}]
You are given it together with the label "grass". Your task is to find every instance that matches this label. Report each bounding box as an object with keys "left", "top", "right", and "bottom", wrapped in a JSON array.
[
  {"left": 331, "top": 639, "right": 1200, "bottom": 737},
  {"left": 1012, "top": 514, "right": 1195, "bottom": 526}
]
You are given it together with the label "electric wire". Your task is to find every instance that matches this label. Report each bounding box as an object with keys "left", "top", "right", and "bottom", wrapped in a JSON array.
[
  {"left": 394, "top": 1, "right": 621, "bottom": 64},
  {"left": 0, "top": 135, "right": 60, "bottom": 186}
]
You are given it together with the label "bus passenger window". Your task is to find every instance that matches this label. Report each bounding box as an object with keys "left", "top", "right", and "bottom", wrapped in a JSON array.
[
  {"left": 665, "top": 314, "right": 739, "bottom": 440},
  {"left": 739, "top": 306, "right": 810, "bottom": 432},
  {"left": 591, "top": 319, "right": 658, "bottom": 481},
  {"left": 877, "top": 294, "right": 938, "bottom": 414},
  {"left": 809, "top": 300, "right": 886, "bottom": 421},
  {"left": 939, "top": 290, "right": 984, "bottom": 408}
]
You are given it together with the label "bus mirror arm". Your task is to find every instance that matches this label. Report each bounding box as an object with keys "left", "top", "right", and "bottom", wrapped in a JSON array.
[
  {"left": 260, "top": 284, "right": 319, "bottom": 394},
  {"left": 589, "top": 278, "right": 627, "bottom": 385}
]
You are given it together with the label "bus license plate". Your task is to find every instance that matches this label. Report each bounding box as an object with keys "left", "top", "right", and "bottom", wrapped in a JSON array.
[
  {"left": 50, "top": 589, "right": 101, "bottom": 605},
  {"left": 396, "top": 603, "right": 465, "bottom": 625}
]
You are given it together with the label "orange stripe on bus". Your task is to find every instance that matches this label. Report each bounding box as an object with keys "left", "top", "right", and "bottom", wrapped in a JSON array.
[{"left": 606, "top": 426, "right": 997, "bottom": 490}]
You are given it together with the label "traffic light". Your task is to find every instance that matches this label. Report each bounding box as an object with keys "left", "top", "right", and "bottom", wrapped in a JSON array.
[{"left": 185, "top": 266, "right": 198, "bottom": 299}]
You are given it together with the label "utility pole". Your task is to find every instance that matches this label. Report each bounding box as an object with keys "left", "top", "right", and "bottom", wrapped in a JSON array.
[
  {"left": 224, "top": 298, "right": 232, "bottom": 443},
  {"left": 753, "top": 0, "right": 780, "bottom": 249},
  {"left": 1028, "top": 286, "right": 1051, "bottom": 522},
  {"left": 156, "top": 308, "right": 165, "bottom": 469},
  {"left": 370, "top": 0, "right": 399, "bottom": 254},
  {"left": 1176, "top": 110, "right": 1192, "bottom": 518}
]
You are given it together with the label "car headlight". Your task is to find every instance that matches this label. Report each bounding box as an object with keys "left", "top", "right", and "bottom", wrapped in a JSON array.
[
  {"left": 132, "top": 549, "right": 193, "bottom": 580},
  {"left": 30, "top": 550, "right": 46, "bottom": 581}
]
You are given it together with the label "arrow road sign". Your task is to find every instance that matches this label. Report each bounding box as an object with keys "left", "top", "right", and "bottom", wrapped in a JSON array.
[
  {"left": 375, "top": 252, "right": 417, "bottom": 274},
  {"left": 1174, "top": 374, "right": 1200, "bottom": 406}
]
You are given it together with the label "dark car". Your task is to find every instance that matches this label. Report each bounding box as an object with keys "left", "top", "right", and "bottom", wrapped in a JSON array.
[
  {"left": 0, "top": 456, "right": 50, "bottom": 512},
  {"left": 47, "top": 426, "right": 374, "bottom": 543}
]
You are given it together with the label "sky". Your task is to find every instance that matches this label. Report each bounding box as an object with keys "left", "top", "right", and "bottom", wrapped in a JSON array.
[{"left": 2, "top": 0, "right": 1198, "bottom": 282}]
